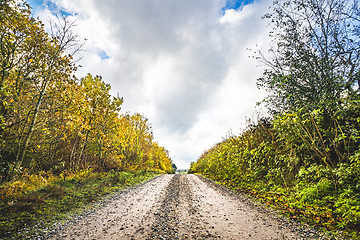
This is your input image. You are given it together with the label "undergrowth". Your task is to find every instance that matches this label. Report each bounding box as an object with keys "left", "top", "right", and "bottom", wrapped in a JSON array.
[{"left": 0, "top": 169, "right": 161, "bottom": 239}]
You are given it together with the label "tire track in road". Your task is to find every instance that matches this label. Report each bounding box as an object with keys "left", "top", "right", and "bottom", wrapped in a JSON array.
[
  {"left": 52, "top": 174, "right": 319, "bottom": 240},
  {"left": 147, "top": 174, "right": 216, "bottom": 239},
  {"left": 149, "top": 174, "right": 316, "bottom": 239}
]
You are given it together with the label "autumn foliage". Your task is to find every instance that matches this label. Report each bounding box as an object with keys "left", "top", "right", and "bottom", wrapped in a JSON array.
[{"left": 0, "top": 0, "right": 173, "bottom": 182}]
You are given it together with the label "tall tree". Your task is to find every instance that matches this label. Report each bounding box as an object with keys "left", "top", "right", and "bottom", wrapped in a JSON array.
[
  {"left": 76, "top": 74, "right": 123, "bottom": 168},
  {"left": 16, "top": 16, "right": 80, "bottom": 167},
  {"left": 0, "top": 0, "right": 81, "bottom": 172},
  {"left": 258, "top": 0, "right": 360, "bottom": 113}
]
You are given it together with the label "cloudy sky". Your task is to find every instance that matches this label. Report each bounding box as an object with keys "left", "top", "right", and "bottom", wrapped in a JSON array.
[{"left": 28, "top": 0, "right": 272, "bottom": 169}]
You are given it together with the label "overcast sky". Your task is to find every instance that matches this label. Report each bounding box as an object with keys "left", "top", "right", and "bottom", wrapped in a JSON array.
[{"left": 28, "top": 0, "right": 272, "bottom": 169}]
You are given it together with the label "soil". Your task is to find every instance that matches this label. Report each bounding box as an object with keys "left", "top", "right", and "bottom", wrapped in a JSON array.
[{"left": 50, "top": 174, "right": 322, "bottom": 240}]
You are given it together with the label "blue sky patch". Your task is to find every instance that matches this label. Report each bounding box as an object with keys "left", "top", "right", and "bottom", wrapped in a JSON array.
[
  {"left": 27, "top": 0, "right": 74, "bottom": 17},
  {"left": 28, "top": 0, "right": 43, "bottom": 10},
  {"left": 99, "top": 50, "right": 110, "bottom": 61},
  {"left": 222, "top": 0, "right": 254, "bottom": 13},
  {"left": 45, "top": 1, "right": 73, "bottom": 16}
]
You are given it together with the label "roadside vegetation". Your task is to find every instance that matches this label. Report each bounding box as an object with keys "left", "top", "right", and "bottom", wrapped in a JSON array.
[
  {"left": 190, "top": 0, "right": 360, "bottom": 238},
  {"left": 0, "top": 1, "right": 174, "bottom": 238},
  {"left": 0, "top": 169, "right": 160, "bottom": 238}
]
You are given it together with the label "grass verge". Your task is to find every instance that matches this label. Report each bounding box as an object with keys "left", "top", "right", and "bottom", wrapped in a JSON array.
[{"left": 0, "top": 169, "right": 161, "bottom": 239}]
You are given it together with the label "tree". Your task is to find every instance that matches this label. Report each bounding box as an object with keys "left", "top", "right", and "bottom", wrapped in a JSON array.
[
  {"left": 0, "top": 0, "right": 173, "bottom": 179},
  {"left": 15, "top": 15, "right": 81, "bottom": 167},
  {"left": 0, "top": 0, "right": 81, "bottom": 173},
  {"left": 172, "top": 163, "right": 177, "bottom": 173},
  {"left": 258, "top": 0, "right": 360, "bottom": 114},
  {"left": 0, "top": 0, "right": 41, "bottom": 160},
  {"left": 76, "top": 74, "right": 123, "bottom": 167}
]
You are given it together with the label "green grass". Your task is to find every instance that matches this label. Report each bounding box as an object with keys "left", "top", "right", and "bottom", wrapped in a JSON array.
[{"left": 0, "top": 170, "right": 160, "bottom": 239}]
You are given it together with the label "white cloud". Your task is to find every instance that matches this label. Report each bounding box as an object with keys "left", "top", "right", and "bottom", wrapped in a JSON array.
[
  {"left": 32, "top": 0, "right": 272, "bottom": 169},
  {"left": 220, "top": 5, "right": 254, "bottom": 24}
]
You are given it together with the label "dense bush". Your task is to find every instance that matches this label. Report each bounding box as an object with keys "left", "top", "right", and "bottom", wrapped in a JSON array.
[{"left": 190, "top": 94, "right": 360, "bottom": 237}]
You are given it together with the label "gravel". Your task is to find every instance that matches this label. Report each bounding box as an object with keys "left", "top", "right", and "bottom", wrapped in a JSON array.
[{"left": 42, "top": 174, "right": 332, "bottom": 240}]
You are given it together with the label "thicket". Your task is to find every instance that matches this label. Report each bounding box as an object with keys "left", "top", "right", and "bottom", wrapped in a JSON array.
[
  {"left": 0, "top": 0, "right": 174, "bottom": 181},
  {"left": 190, "top": 0, "right": 360, "bottom": 238}
]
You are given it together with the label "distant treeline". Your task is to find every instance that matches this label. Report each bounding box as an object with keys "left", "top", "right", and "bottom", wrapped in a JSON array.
[{"left": 190, "top": 0, "right": 359, "bottom": 237}]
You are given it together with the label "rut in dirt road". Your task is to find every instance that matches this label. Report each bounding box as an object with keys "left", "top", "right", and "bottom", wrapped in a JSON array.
[
  {"left": 52, "top": 174, "right": 318, "bottom": 240},
  {"left": 148, "top": 174, "right": 215, "bottom": 239}
]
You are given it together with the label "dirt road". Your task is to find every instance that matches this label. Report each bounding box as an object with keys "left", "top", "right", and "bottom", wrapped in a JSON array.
[{"left": 52, "top": 174, "right": 318, "bottom": 239}]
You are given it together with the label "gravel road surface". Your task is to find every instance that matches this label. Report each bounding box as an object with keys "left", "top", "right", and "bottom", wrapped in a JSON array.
[{"left": 52, "top": 174, "right": 319, "bottom": 239}]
